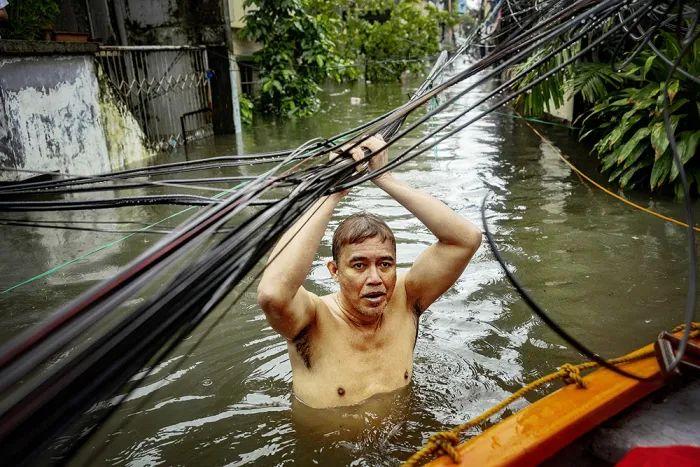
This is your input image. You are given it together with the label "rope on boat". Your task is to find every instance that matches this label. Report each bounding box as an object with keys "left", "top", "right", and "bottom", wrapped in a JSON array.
[
  {"left": 522, "top": 119, "right": 700, "bottom": 233},
  {"left": 403, "top": 323, "right": 700, "bottom": 466}
]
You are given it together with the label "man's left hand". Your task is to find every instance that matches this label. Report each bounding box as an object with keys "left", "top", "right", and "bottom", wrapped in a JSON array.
[{"left": 359, "top": 135, "right": 389, "bottom": 177}]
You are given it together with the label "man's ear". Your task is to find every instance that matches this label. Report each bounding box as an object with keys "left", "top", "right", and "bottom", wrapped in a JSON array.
[{"left": 327, "top": 260, "right": 338, "bottom": 280}]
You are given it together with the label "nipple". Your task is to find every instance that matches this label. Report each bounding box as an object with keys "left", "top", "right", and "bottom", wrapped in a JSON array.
[{"left": 337, "top": 387, "right": 345, "bottom": 396}]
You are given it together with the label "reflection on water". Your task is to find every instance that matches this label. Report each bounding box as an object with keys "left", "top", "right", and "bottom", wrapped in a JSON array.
[{"left": 0, "top": 57, "right": 697, "bottom": 465}]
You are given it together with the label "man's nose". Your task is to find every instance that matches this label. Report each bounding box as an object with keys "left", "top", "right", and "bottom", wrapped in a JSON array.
[{"left": 366, "top": 265, "right": 382, "bottom": 284}]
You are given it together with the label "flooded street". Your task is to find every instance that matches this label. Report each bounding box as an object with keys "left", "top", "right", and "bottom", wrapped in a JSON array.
[{"left": 0, "top": 58, "right": 696, "bottom": 465}]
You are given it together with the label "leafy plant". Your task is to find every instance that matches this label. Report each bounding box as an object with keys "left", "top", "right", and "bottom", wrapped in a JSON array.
[
  {"left": 508, "top": 41, "right": 580, "bottom": 116},
  {"left": 242, "top": 0, "right": 471, "bottom": 116},
  {"left": 3, "top": 0, "right": 60, "bottom": 40},
  {"left": 578, "top": 33, "right": 700, "bottom": 195},
  {"left": 239, "top": 93, "right": 254, "bottom": 125},
  {"left": 242, "top": 0, "right": 356, "bottom": 117},
  {"left": 567, "top": 62, "right": 625, "bottom": 104},
  {"left": 360, "top": 0, "right": 443, "bottom": 82}
]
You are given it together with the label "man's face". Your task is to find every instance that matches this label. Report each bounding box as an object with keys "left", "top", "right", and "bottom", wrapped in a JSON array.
[{"left": 328, "top": 236, "right": 397, "bottom": 319}]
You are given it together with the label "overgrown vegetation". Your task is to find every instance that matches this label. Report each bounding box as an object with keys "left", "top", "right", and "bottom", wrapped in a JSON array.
[
  {"left": 242, "top": 0, "right": 464, "bottom": 117},
  {"left": 508, "top": 42, "right": 580, "bottom": 116},
  {"left": 239, "top": 93, "right": 254, "bottom": 125},
  {"left": 2, "top": 0, "right": 59, "bottom": 41},
  {"left": 242, "top": 0, "right": 356, "bottom": 117},
  {"left": 339, "top": 0, "right": 455, "bottom": 82},
  {"left": 511, "top": 32, "right": 699, "bottom": 196}
]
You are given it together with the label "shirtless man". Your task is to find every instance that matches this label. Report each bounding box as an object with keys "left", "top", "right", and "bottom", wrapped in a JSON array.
[{"left": 257, "top": 135, "right": 482, "bottom": 408}]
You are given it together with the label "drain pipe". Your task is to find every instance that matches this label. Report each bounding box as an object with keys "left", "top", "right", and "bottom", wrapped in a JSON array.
[{"left": 221, "top": 0, "right": 244, "bottom": 152}]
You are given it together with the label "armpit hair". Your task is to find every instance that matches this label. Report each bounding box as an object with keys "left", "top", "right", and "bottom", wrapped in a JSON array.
[
  {"left": 293, "top": 324, "right": 313, "bottom": 369},
  {"left": 411, "top": 301, "right": 421, "bottom": 349}
]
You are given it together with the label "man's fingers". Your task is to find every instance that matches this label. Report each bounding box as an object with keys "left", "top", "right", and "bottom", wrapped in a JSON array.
[
  {"left": 359, "top": 135, "right": 386, "bottom": 154},
  {"left": 337, "top": 143, "right": 361, "bottom": 162},
  {"left": 336, "top": 135, "right": 386, "bottom": 165},
  {"left": 350, "top": 147, "right": 365, "bottom": 162}
]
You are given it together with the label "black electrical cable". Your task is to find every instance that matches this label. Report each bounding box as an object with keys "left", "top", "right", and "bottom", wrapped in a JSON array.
[
  {"left": 0, "top": 141, "right": 308, "bottom": 389},
  {"left": 339, "top": 0, "right": 647, "bottom": 188},
  {"left": 0, "top": 194, "right": 221, "bottom": 211},
  {"left": 481, "top": 195, "right": 659, "bottom": 382},
  {"left": 74, "top": 182, "right": 344, "bottom": 466},
  {"left": 2, "top": 174, "right": 337, "bottom": 463},
  {"left": 0, "top": 0, "right": 612, "bottom": 366},
  {"left": 0, "top": 220, "right": 172, "bottom": 235},
  {"left": 332, "top": 0, "right": 626, "bottom": 166},
  {"left": 473, "top": 2, "right": 697, "bottom": 382}
]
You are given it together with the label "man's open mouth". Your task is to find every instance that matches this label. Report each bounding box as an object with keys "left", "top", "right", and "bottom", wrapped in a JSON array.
[{"left": 363, "top": 292, "right": 385, "bottom": 301}]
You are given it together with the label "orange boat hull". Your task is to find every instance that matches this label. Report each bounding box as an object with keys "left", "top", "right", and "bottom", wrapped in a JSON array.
[{"left": 428, "top": 335, "right": 699, "bottom": 467}]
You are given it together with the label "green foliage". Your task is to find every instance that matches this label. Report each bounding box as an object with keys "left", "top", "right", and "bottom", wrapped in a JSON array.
[
  {"left": 242, "top": 0, "right": 356, "bottom": 117},
  {"left": 243, "top": 0, "right": 468, "bottom": 117},
  {"left": 578, "top": 33, "right": 700, "bottom": 195},
  {"left": 360, "top": 0, "right": 444, "bottom": 82},
  {"left": 239, "top": 94, "right": 254, "bottom": 125},
  {"left": 567, "top": 62, "right": 626, "bottom": 104},
  {"left": 305, "top": 0, "right": 456, "bottom": 82},
  {"left": 508, "top": 42, "right": 580, "bottom": 116},
  {"left": 508, "top": 29, "right": 699, "bottom": 196},
  {"left": 3, "top": 0, "right": 60, "bottom": 40}
]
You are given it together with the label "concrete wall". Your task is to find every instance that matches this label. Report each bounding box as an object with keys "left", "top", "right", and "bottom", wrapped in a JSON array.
[
  {"left": 119, "top": 0, "right": 227, "bottom": 46},
  {"left": 0, "top": 42, "right": 154, "bottom": 181},
  {"left": 97, "top": 67, "right": 156, "bottom": 170},
  {"left": 229, "top": 0, "right": 261, "bottom": 57},
  {"left": 0, "top": 53, "right": 111, "bottom": 181}
]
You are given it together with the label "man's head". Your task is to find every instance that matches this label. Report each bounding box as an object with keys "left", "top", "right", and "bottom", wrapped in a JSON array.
[{"left": 328, "top": 213, "right": 397, "bottom": 320}]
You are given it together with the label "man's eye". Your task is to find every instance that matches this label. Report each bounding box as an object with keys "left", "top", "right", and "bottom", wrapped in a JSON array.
[
  {"left": 352, "top": 263, "right": 364, "bottom": 270},
  {"left": 381, "top": 262, "right": 392, "bottom": 268}
]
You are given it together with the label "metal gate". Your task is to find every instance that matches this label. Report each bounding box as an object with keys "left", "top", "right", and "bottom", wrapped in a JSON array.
[{"left": 97, "top": 45, "right": 213, "bottom": 150}]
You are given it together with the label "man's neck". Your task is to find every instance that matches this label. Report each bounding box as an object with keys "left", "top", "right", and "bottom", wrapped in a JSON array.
[{"left": 333, "top": 293, "right": 384, "bottom": 332}]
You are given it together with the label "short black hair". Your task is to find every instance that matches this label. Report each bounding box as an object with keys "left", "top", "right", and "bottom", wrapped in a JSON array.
[{"left": 332, "top": 213, "right": 396, "bottom": 262}]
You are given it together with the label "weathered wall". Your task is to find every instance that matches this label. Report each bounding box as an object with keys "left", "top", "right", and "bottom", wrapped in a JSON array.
[
  {"left": 0, "top": 54, "right": 111, "bottom": 181},
  {"left": 105, "top": 0, "right": 237, "bottom": 136},
  {"left": 97, "top": 67, "right": 156, "bottom": 170},
  {"left": 121, "top": 0, "right": 227, "bottom": 46},
  {"left": 0, "top": 41, "right": 156, "bottom": 181}
]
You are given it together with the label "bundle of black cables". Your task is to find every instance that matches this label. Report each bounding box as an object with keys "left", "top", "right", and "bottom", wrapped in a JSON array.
[{"left": 0, "top": 0, "right": 696, "bottom": 464}]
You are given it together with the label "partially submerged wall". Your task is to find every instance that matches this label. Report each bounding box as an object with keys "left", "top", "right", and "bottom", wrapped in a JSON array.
[
  {"left": 0, "top": 41, "right": 154, "bottom": 181},
  {"left": 97, "top": 66, "right": 155, "bottom": 170},
  {"left": 0, "top": 44, "right": 110, "bottom": 181}
]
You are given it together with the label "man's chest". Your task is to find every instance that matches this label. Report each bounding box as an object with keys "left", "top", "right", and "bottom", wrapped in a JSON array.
[
  {"left": 314, "top": 321, "right": 415, "bottom": 375},
  {"left": 289, "top": 305, "right": 418, "bottom": 407}
]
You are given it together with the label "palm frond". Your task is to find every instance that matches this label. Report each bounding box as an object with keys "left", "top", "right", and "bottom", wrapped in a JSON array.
[{"left": 567, "top": 62, "right": 624, "bottom": 104}]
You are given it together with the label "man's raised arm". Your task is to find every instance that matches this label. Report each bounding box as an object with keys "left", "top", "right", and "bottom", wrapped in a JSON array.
[
  {"left": 257, "top": 192, "right": 344, "bottom": 340},
  {"left": 360, "top": 137, "right": 482, "bottom": 313}
]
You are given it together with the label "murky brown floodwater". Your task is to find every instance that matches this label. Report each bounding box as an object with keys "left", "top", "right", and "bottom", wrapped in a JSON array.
[{"left": 1, "top": 57, "right": 697, "bottom": 465}]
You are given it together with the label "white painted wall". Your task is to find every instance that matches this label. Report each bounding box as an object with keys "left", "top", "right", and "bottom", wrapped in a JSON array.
[
  {"left": 0, "top": 55, "right": 111, "bottom": 181},
  {"left": 0, "top": 53, "right": 155, "bottom": 181}
]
